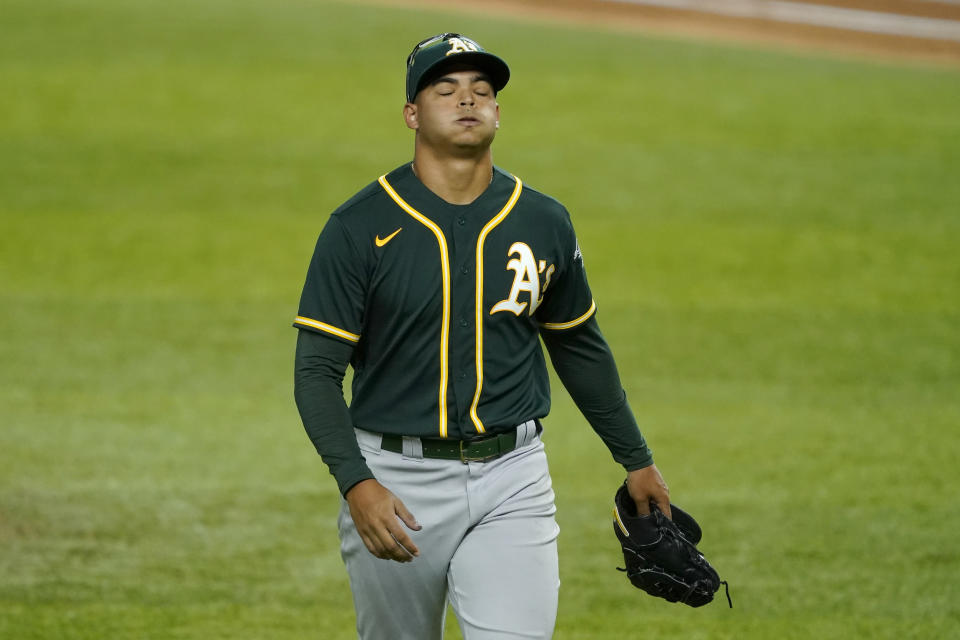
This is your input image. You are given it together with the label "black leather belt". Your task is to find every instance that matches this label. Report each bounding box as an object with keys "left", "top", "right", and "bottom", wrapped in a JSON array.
[{"left": 378, "top": 420, "right": 540, "bottom": 463}]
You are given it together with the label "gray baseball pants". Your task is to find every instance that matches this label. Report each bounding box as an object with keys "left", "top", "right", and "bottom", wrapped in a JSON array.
[{"left": 338, "top": 424, "right": 560, "bottom": 640}]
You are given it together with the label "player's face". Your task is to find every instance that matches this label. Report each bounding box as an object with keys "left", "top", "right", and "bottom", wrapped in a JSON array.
[{"left": 404, "top": 69, "right": 500, "bottom": 154}]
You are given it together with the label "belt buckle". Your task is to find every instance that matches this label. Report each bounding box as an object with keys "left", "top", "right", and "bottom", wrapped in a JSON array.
[{"left": 458, "top": 440, "right": 473, "bottom": 463}]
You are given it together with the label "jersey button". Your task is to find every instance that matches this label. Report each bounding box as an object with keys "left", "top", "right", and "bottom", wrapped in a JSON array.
[
  {"left": 459, "top": 318, "right": 469, "bottom": 328},
  {"left": 457, "top": 216, "right": 466, "bottom": 226},
  {"left": 460, "top": 265, "right": 469, "bottom": 275}
]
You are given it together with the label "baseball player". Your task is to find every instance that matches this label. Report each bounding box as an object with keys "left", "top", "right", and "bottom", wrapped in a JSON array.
[{"left": 293, "top": 33, "right": 671, "bottom": 640}]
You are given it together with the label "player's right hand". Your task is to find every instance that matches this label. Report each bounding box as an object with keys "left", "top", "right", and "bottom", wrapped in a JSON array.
[{"left": 345, "top": 479, "right": 422, "bottom": 562}]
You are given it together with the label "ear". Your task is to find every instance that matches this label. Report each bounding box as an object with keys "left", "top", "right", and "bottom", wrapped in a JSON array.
[
  {"left": 495, "top": 102, "right": 501, "bottom": 129},
  {"left": 403, "top": 103, "right": 419, "bottom": 131}
]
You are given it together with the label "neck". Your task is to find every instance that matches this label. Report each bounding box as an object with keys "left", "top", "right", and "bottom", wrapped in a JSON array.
[{"left": 411, "top": 144, "right": 493, "bottom": 205}]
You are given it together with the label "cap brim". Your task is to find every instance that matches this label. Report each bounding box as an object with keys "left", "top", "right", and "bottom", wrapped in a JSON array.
[{"left": 415, "top": 51, "right": 510, "bottom": 99}]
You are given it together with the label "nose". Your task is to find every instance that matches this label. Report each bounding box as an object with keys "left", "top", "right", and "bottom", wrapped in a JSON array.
[{"left": 458, "top": 91, "right": 475, "bottom": 107}]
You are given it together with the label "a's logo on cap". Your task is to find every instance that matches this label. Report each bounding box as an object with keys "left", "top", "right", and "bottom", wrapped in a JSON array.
[{"left": 446, "top": 37, "right": 480, "bottom": 56}]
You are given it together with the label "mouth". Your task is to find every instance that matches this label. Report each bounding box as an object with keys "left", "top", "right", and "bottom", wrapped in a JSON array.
[{"left": 456, "top": 117, "right": 481, "bottom": 126}]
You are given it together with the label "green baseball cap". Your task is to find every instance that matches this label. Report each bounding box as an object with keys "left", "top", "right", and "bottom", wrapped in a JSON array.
[{"left": 405, "top": 33, "right": 510, "bottom": 103}]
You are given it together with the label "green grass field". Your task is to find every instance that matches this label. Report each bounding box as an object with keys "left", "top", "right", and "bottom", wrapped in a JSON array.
[{"left": 2, "top": 0, "right": 959, "bottom": 638}]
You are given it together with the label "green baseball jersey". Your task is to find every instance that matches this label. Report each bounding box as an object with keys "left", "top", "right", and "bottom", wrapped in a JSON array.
[{"left": 295, "top": 163, "right": 596, "bottom": 439}]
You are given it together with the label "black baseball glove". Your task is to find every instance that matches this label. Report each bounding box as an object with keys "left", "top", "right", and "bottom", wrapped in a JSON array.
[{"left": 613, "top": 484, "right": 731, "bottom": 607}]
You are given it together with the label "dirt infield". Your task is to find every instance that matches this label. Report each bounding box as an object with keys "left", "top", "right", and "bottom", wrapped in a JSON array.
[{"left": 366, "top": 0, "right": 960, "bottom": 67}]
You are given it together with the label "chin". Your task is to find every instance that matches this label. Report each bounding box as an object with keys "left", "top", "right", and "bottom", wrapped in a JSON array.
[{"left": 453, "top": 130, "right": 495, "bottom": 148}]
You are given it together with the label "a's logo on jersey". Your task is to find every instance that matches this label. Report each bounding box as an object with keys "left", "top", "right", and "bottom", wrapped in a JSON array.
[
  {"left": 446, "top": 37, "right": 480, "bottom": 56},
  {"left": 490, "top": 242, "right": 555, "bottom": 317}
]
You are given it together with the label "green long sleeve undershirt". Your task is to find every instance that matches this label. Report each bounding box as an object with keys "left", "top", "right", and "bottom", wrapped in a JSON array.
[
  {"left": 293, "top": 317, "right": 653, "bottom": 496},
  {"left": 293, "top": 331, "right": 374, "bottom": 496},
  {"left": 539, "top": 318, "right": 654, "bottom": 471}
]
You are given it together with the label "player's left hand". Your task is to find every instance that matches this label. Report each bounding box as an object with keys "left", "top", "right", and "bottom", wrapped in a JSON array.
[{"left": 626, "top": 464, "right": 671, "bottom": 519}]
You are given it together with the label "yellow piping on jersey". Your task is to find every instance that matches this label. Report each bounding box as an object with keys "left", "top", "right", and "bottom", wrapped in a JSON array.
[
  {"left": 378, "top": 175, "right": 452, "bottom": 437},
  {"left": 293, "top": 315, "right": 361, "bottom": 343},
  {"left": 469, "top": 175, "right": 523, "bottom": 434},
  {"left": 540, "top": 299, "right": 597, "bottom": 331}
]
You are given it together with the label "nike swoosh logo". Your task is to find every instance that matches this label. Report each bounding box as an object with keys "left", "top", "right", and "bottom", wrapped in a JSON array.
[{"left": 375, "top": 227, "right": 402, "bottom": 247}]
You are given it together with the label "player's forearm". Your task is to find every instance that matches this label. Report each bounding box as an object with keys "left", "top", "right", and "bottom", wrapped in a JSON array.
[
  {"left": 294, "top": 329, "right": 375, "bottom": 495},
  {"left": 541, "top": 317, "right": 653, "bottom": 470}
]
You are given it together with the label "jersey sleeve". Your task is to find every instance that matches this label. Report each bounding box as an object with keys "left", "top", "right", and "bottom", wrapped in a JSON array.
[
  {"left": 294, "top": 215, "right": 367, "bottom": 345},
  {"left": 535, "top": 210, "right": 596, "bottom": 331}
]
